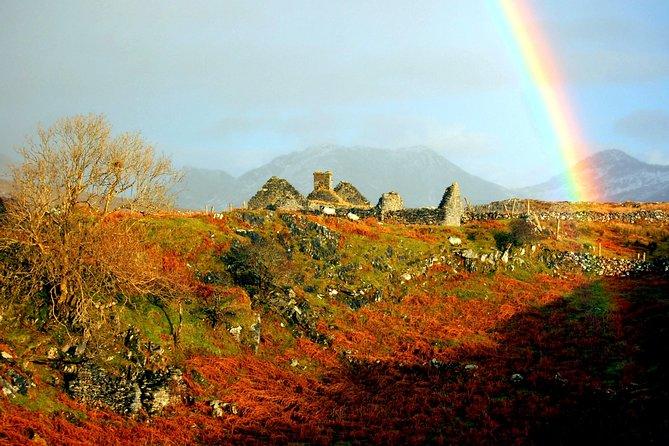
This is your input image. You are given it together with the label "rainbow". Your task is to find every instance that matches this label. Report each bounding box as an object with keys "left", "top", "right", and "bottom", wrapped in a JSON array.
[{"left": 489, "top": 0, "right": 598, "bottom": 201}]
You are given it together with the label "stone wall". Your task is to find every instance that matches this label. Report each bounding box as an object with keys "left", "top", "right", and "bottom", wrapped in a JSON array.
[
  {"left": 438, "top": 182, "right": 463, "bottom": 227},
  {"left": 385, "top": 208, "right": 447, "bottom": 225},
  {"left": 377, "top": 192, "right": 404, "bottom": 215},
  {"left": 334, "top": 181, "right": 371, "bottom": 208},
  {"left": 463, "top": 209, "right": 669, "bottom": 224}
]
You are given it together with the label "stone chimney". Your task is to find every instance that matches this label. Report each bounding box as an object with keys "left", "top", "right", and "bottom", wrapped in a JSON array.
[{"left": 313, "top": 171, "right": 333, "bottom": 191}]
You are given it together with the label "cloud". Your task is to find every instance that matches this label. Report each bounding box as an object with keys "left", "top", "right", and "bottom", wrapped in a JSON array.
[
  {"left": 563, "top": 51, "right": 669, "bottom": 84},
  {"left": 615, "top": 109, "right": 669, "bottom": 144},
  {"left": 542, "top": 5, "right": 669, "bottom": 85},
  {"left": 646, "top": 149, "right": 669, "bottom": 166}
]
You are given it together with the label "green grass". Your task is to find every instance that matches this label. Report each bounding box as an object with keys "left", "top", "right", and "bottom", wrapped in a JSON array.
[
  {"left": 140, "top": 216, "right": 223, "bottom": 254},
  {"left": 565, "top": 281, "right": 615, "bottom": 318}
]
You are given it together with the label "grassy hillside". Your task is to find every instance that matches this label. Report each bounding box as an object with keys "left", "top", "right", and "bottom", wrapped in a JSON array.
[{"left": 0, "top": 207, "right": 668, "bottom": 444}]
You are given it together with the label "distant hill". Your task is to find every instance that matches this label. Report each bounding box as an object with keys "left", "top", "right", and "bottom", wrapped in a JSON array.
[
  {"left": 517, "top": 149, "right": 669, "bottom": 202},
  {"left": 177, "top": 145, "right": 512, "bottom": 209},
  {"left": 176, "top": 167, "right": 236, "bottom": 210}
]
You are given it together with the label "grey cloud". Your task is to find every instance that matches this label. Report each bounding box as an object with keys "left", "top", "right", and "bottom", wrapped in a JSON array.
[
  {"left": 615, "top": 110, "right": 669, "bottom": 144},
  {"left": 562, "top": 50, "right": 669, "bottom": 84}
]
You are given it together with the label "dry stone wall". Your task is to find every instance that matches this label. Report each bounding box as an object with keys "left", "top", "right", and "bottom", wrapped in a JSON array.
[
  {"left": 463, "top": 209, "right": 669, "bottom": 224},
  {"left": 377, "top": 192, "right": 404, "bottom": 215}
]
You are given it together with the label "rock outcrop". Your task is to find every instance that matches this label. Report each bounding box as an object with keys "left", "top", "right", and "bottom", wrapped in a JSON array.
[
  {"left": 60, "top": 328, "right": 183, "bottom": 415},
  {"left": 248, "top": 176, "right": 307, "bottom": 211}
]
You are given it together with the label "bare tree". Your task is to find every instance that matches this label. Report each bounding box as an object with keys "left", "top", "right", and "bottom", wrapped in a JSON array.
[{"left": 0, "top": 114, "right": 184, "bottom": 330}]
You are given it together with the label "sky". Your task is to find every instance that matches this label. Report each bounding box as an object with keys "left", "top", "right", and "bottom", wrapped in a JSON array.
[{"left": 1, "top": 0, "right": 668, "bottom": 187}]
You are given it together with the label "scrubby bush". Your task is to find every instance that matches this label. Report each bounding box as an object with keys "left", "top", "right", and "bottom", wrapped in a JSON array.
[
  {"left": 0, "top": 115, "right": 182, "bottom": 331},
  {"left": 494, "top": 219, "right": 539, "bottom": 250},
  {"left": 222, "top": 241, "right": 275, "bottom": 297}
]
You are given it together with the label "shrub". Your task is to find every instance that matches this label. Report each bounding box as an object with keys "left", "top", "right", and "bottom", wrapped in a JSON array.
[
  {"left": 0, "top": 115, "right": 182, "bottom": 330},
  {"left": 494, "top": 219, "right": 538, "bottom": 250}
]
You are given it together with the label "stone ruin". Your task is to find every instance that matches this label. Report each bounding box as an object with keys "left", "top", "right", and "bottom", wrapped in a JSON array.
[
  {"left": 313, "top": 170, "right": 332, "bottom": 191},
  {"left": 248, "top": 176, "right": 308, "bottom": 211},
  {"left": 306, "top": 171, "right": 347, "bottom": 206},
  {"left": 334, "top": 181, "right": 371, "bottom": 208},
  {"left": 246, "top": 171, "right": 464, "bottom": 226},
  {"left": 377, "top": 192, "right": 404, "bottom": 214},
  {"left": 438, "top": 182, "right": 463, "bottom": 226}
]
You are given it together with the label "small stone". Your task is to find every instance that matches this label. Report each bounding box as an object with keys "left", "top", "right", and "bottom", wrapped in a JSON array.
[
  {"left": 0, "top": 351, "right": 13, "bottom": 360},
  {"left": 322, "top": 206, "right": 336, "bottom": 216},
  {"left": 501, "top": 250, "right": 510, "bottom": 264},
  {"left": 401, "top": 273, "right": 412, "bottom": 282},
  {"left": 459, "top": 249, "right": 477, "bottom": 259},
  {"left": 210, "top": 400, "right": 224, "bottom": 417},
  {"left": 448, "top": 236, "right": 462, "bottom": 246},
  {"left": 46, "top": 347, "right": 59, "bottom": 360},
  {"left": 347, "top": 212, "right": 360, "bottom": 221},
  {"left": 464, "top": 364, "right": 478, "bottom": 371},
  {"left": 222, "top": 402, "right": 239, "bottom": 415},
  {"left": 229, "top": 326, "right": 242, "bottom": 342}
]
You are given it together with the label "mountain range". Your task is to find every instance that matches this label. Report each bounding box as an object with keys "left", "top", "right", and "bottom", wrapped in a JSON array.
[
  {"left": 0, "top": 146, "right": 667, "bottom": 207},
  {"left": 518, "top": 149, "right": 669, "bottom": 202},
  {"left": 176, "top": 145, "right": 512, "bottom": 209},
  {"left": 176, "top": 146, "right": 669, "bottom": 209}
]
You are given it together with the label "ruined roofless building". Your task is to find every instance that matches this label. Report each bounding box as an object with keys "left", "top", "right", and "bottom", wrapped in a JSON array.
[
  {"left": 377, "top": 191, "right": 404, "bottom": 214},
  {"left": 307, "top": 170, "right": 350, "bottom": 207},
  {"left": 247, "top": 176, "right": 308, "bottom": 210},
  {"left": 438, "top": 182, "right": 463, "bottom": 226},
  {"left": 334, "top": 181, "right": 370, "bottom": 208}
]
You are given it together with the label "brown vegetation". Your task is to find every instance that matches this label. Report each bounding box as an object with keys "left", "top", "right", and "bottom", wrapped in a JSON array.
[{"left": 0, "top": 115, "right": 182, "bottom": 330}]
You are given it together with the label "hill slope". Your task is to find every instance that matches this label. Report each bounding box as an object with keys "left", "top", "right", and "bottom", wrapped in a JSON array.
[
  {"left": 517, "top": 149, "right": 669, "bottom": 201},
  {"left": 178, "top": 145, "right": 511, "bottom": 209},
  {"left": 176, "top": 167, "right": 237, "bottom": 210}
]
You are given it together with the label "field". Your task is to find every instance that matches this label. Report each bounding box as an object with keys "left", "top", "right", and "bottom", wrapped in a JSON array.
[{"left": 0, "top": 207, "right": 668, "bottom": 445}]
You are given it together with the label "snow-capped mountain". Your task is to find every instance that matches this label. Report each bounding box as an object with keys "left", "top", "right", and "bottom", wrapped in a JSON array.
[{"left": 517, "top": 149, "right": 669, "bottom": 202}]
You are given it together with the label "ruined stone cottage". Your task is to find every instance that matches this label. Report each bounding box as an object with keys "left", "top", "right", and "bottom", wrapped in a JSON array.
[
  {"left": 306, "top": 171, "right": 371, "bottom": 209},
  {"left": 335, "top": 181, "right": 371, "bottom": 207},
  {"left": 246, "top": 171, "right": 464, "bottom": 226},
  {"left": 439, "top": 182, "right": 463, "bottom": 226},
  {"left": 377, "top": 192, "right": 404, "bottom": 214},
  {"left": 247, "top": 176, "right": 308, "bottom": 210},
  {"left": 306, "top": 171, "right": 346, "bottom": 206}
]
